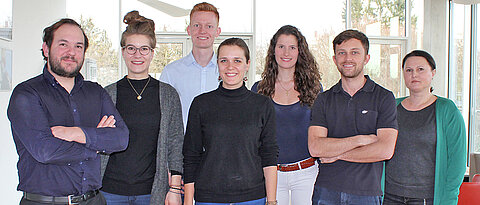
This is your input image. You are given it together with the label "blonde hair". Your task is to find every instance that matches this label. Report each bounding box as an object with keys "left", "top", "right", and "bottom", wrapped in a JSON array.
[{"left": 120, "top": 10, "right": 156, "bottom": 48}]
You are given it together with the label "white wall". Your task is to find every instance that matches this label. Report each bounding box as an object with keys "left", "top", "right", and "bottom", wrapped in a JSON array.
[
  {"left": 424, "top": 0, "right": 449, "bottom": 97},
  {"left": 0, "top": 0, "right": 65, "bottom": 203}
]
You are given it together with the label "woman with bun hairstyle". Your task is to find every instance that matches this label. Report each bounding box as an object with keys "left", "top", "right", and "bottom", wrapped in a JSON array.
[
  {"left": 100, "top": 11, "right": 184, "bottom": 205},
  {"left": 251, "top": 25, "right": 322, "bottom": 205}
]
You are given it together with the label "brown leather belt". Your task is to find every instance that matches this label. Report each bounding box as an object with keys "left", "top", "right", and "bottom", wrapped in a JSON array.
[{"left": 277, "top": 157, "right": 316, "bottom": 172}]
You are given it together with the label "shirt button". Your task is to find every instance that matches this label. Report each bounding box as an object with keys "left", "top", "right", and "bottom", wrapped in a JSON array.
[
  {"left": 79, "top": 161, "right": 83, "bottom": 165},
  {"left": 83, "top": 178, "right": 86, "bottom": 181},
  {"left": 73, "top": 109, "right": 77, "bottom": 112},
  {"left": 85, "top": 158, "right": 88, "bottom": 161},
  {"left": 67, "top": 163, "right": 71, "bottom": 166}
]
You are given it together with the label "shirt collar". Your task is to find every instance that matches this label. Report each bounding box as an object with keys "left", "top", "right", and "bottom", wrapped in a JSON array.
[
  {"left": 184, "top": 51, "right": 218, "bottom": 68},
  {"left": 42, "top": 63, "right": 84, "bottom": 90},
  {"left": 332, "top": 75, "right": 375, "bottom": 93}
]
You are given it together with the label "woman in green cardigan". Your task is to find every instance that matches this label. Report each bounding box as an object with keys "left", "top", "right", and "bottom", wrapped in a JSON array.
[{"left": 383, "top": 50, "right": 467, "bottom": 205}]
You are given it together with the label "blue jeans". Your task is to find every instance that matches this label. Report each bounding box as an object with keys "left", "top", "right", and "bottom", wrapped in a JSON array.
[
  {"left": 383, "top": 192, "right": 433, "bottom": 205},
  {"left": 100, "top": 191, "right": 151, "bottom": 205},
  {"left": 195, "top": 197, "right": 266, "bottom": 205},
  {"left": 312, "top": 187, "right": 381, "bottom": 205}
]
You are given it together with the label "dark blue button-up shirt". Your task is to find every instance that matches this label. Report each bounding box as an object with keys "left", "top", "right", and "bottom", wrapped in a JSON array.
[{"left": 7, "top": 65, "right": 129, "bottom": 196}]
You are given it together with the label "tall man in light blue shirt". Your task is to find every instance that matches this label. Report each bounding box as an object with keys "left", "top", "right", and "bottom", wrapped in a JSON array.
[{"left": 160, "top": 2, "right": 221, "bottom": 128}]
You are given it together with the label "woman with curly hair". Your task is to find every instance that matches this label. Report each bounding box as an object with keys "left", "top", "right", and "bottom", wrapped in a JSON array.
[{"left": 251, "top": 25, "right": 322, "bottom": 205}]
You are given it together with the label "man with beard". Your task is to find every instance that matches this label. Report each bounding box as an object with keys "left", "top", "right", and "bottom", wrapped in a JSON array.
[
  {"left": 308, "top": 30, "right": 398, "bottom": 205},
  {"left": 7, "top": 18, "right": 129, "bottom": 205}
]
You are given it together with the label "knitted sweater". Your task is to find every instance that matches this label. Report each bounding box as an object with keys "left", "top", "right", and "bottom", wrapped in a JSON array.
[
  {"left": 394, "top": 96, "right": 466, "bottom": 205},
  {"left": 183, "top": 83, "right": 278, "bottom": 203},
  {"left": 101, "top": 79, "right": 184, "bottom": 205}
]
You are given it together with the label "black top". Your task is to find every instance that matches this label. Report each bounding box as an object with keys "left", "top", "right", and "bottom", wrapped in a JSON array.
[
  {"left": 102, "top": 76, "right": 161, "bottom": 195},
  {"left": 310, "top": 75, "right": 398, "bottom": 196},
  {"left": 7, "top": 65, "right": 129, "bottom": 196},
  {"left": 251, "top": 82, "right": 312, "bottom": 164},
  {"left": 183, "top": 83, "right": 278, "bottom": 203},
  {"left": 385, "top": 101, "right": 437, "bottom": 198}
]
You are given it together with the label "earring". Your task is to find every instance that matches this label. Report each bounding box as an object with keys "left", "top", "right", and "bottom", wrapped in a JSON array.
[
  {"left": 243, "top": 76, "right": 248, "bottom": 82},
  {"left": 218, "top": 76, "right": 222, "bottom": 82}
]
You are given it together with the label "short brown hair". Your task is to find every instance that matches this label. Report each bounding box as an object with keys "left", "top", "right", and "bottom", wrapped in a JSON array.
[
  {"left": 190, "top": 2, "right": 219, "bottom": 24},
  {"left": 41, "top": 18, "right": 89, "bottom": 60},
  {"left": 333, "top": 29, "right": 369, "bottom": 54}
]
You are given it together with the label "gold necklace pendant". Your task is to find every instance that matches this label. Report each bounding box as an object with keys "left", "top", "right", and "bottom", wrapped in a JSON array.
[
  {"left": 278, "top": 80, "right": 294, "bottom": 97},
  {"left": 127, "top": 76, "right": 151, "bottom": 101}
]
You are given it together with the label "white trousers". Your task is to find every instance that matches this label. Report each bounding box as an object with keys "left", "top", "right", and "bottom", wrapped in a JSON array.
[{"left": 276, "top": 162, "right": 318, "bottom": 205}]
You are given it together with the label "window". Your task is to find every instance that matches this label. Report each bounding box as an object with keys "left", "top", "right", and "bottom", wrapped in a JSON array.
[
  {"left": 67, "top": 0, "right": 120, "bottom": 87},
  {"left": 124, "top": 0, "right": 255, "bottom": 82},
  {"left": 0, "top": 47, "right": 12, "bottom": 90},
  {"left": 0, "top": 0, "right": 12, "bottom": 40},
  {"left": 350, "top": 0, "right": 407, "bottom": 37},
  {"left": 366, "top": 41, "right": 405, "bottom": 97},
  {"left": 0, "top": 0, "right": 13, "bottom": 91},
  {"left": 410, "top": 0, "right": 424, "bottom": 50},
  {"left": 449, "top": 3, "right": 471, "bottom": 119},
  {"left": 67, "top": 0, "right": 416, "bottom": 96},
  {"left": 255, "top": 0, "right": 413, "bottom": 93},
  {"left": 121, "top": 0, "right": 253, "bottom": 33},
  {"left": 448, "top": 3, "right": 472, "bottom": 152},
  {"left": 348, "top": 0, "right": 419, "bottom": 96},
  {"left": 445, "top": 2, "right": 480, "bottom": 155},
  {"left": 150, "top": 38, "right": 186, "bottom": 79},
  {"left": 472, "top": 5, "right": 480, "bottom": 152},
  {"left": 255, "top": 0, "right": 345, "bottom": 89}
]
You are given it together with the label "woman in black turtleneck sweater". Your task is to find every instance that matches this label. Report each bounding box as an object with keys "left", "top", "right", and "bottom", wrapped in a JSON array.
[{"left": 183, "top": 38, "right": 279, "bottom": 205}]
